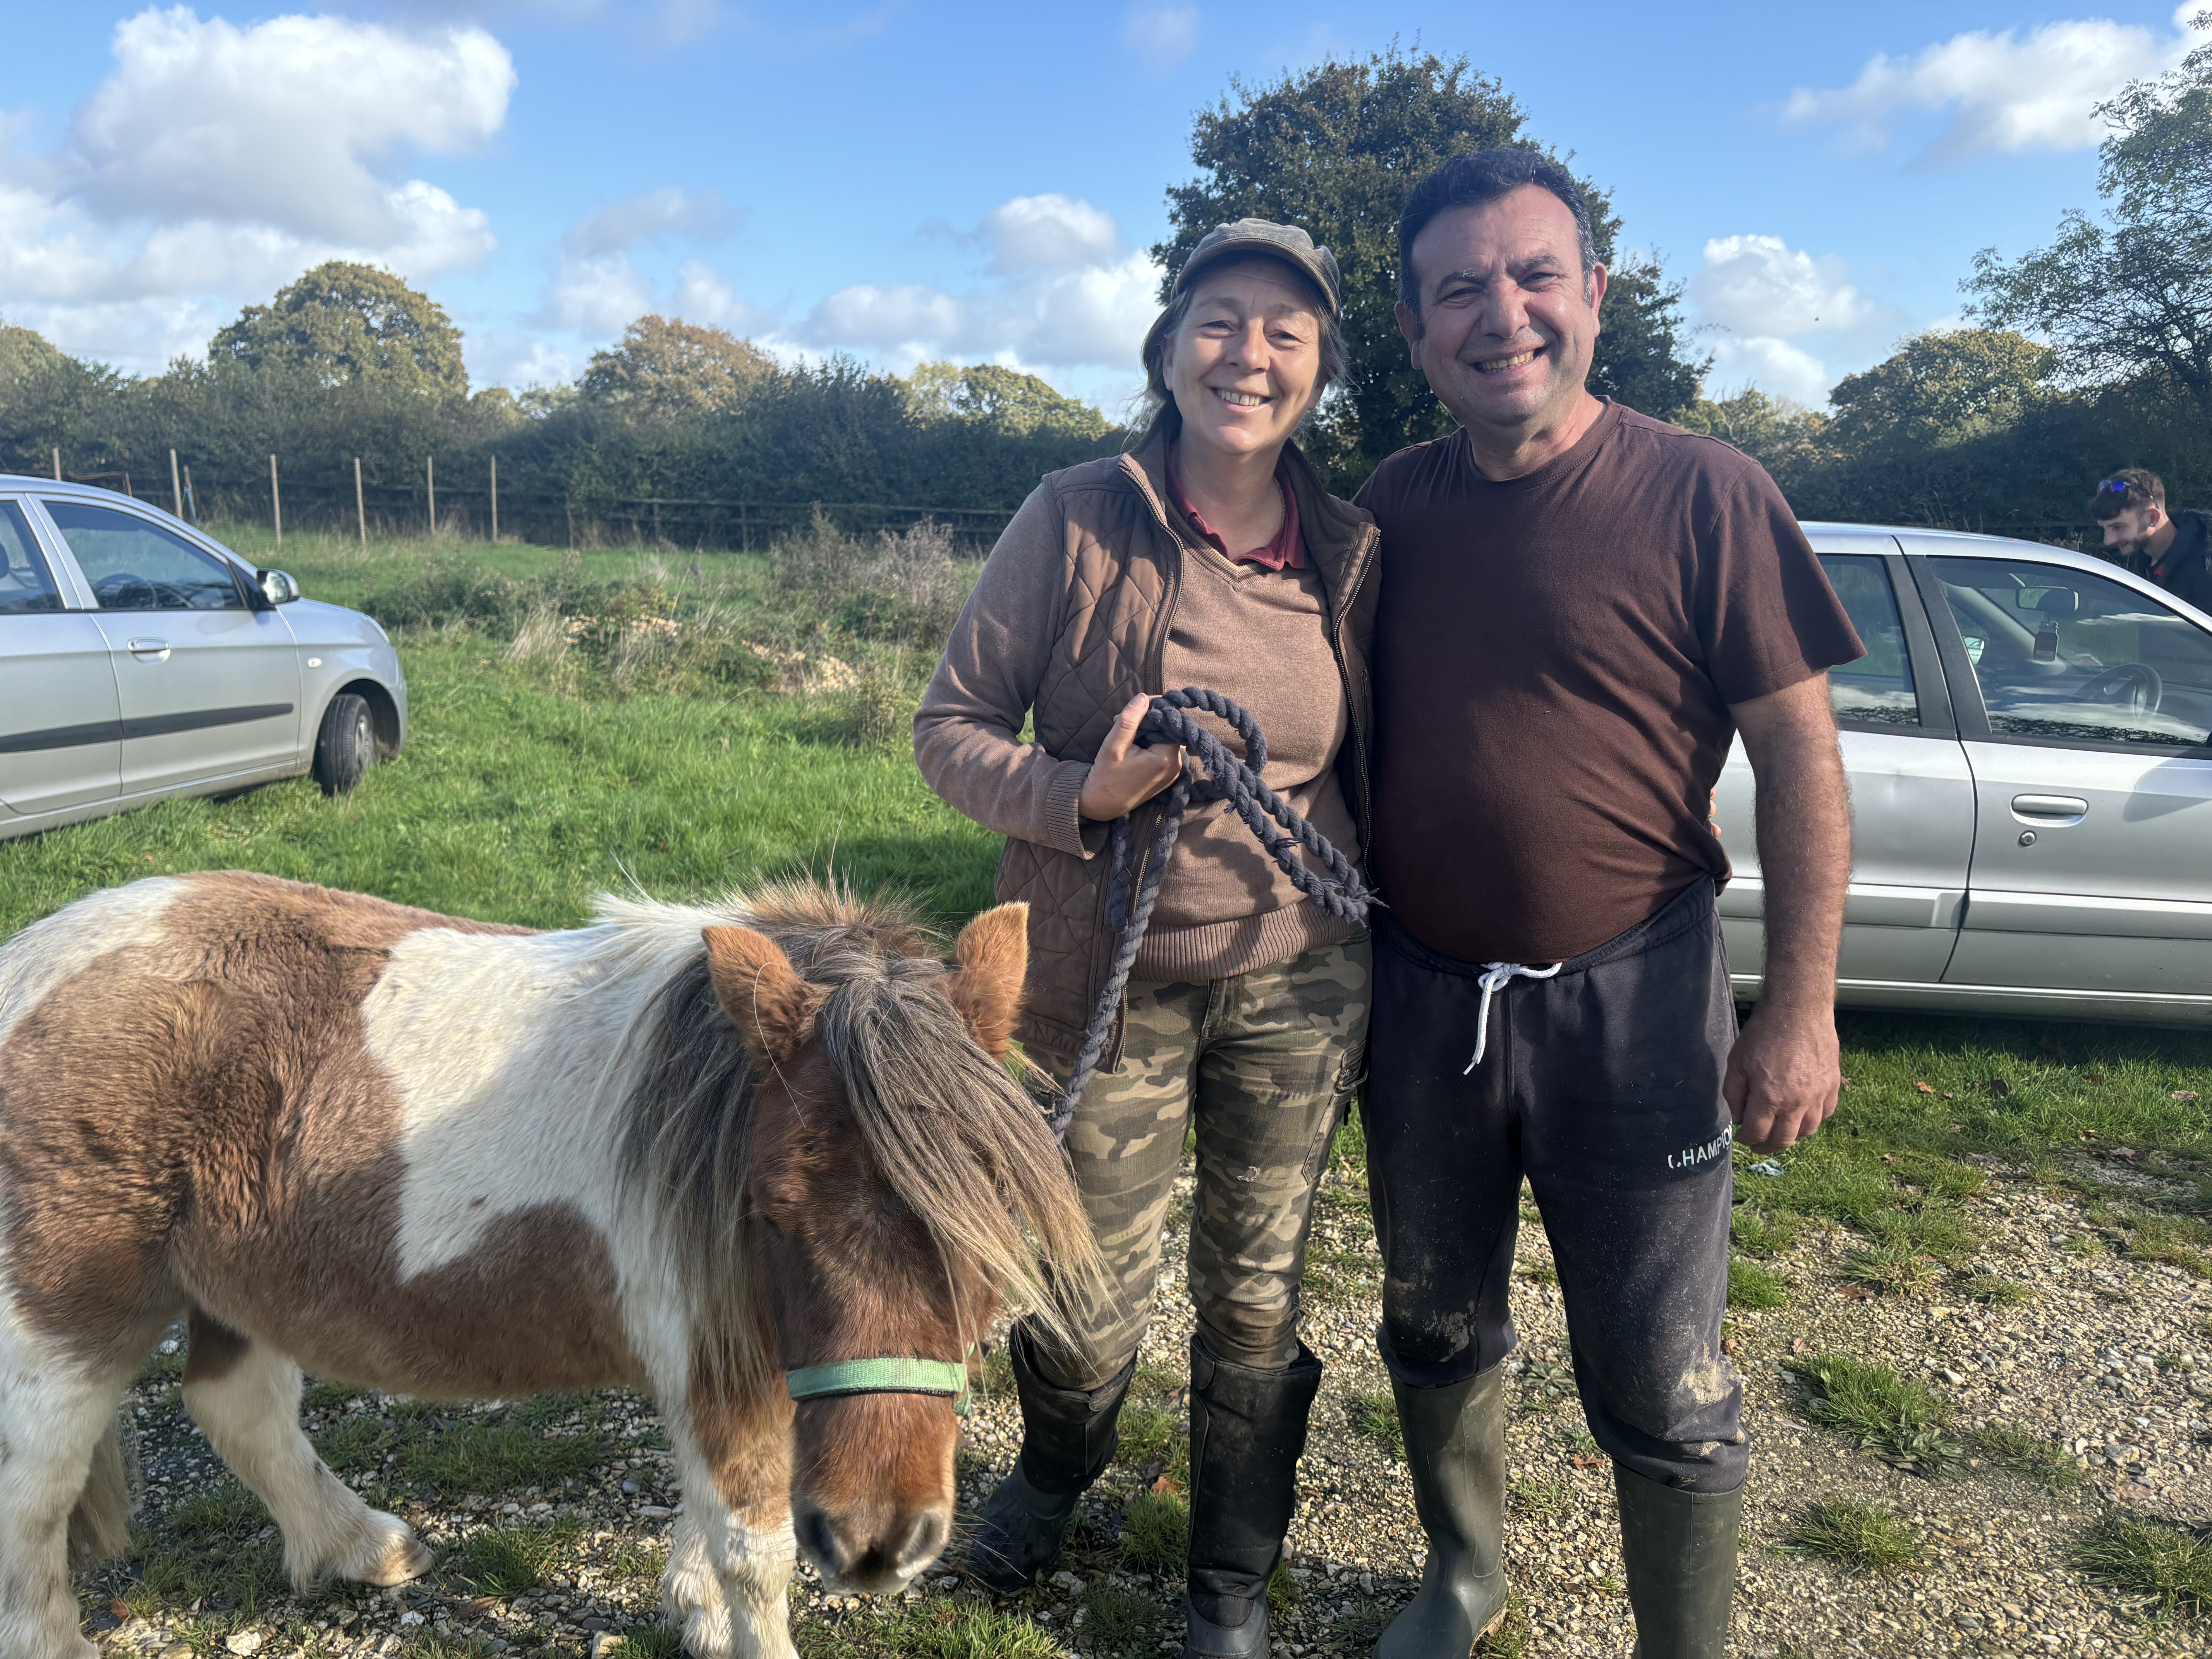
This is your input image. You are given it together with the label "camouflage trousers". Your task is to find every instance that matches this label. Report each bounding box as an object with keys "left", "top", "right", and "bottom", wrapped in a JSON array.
[{"left": 1025, "top": 935, "right": 1371, "bottom": 1393}]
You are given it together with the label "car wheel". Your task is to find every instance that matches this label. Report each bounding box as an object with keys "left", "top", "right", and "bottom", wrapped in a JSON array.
[{"left": 313, "top": 692, "right": 376, "bottom": 796}]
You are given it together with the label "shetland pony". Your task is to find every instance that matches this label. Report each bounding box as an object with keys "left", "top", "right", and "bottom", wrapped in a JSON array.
[{"left": 0, "top": 872, "right": 1096, "bottom": 1659}]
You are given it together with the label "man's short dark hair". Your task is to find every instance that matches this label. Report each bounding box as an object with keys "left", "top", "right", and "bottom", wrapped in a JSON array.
[
  {"left": 1396, "top": 149, "right": 1599, "bottom": 318},
  {"left": 2091, "top": 467, "right": 2166, "bottom": 521}
]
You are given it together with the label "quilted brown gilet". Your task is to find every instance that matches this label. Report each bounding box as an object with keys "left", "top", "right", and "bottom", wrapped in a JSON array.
[{"left": 1001, "top": 423, "right": 1379, "bottom": 1061}]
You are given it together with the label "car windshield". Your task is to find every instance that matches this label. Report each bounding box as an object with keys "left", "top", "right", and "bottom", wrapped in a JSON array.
[{"left": 1931, "top": 556, "right": 2212, "bottom": 747}]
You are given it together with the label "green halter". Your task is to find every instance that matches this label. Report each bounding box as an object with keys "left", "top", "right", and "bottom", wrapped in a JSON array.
[{"left": 785, "top": 1357, "right": 971, "bottom": 1416}]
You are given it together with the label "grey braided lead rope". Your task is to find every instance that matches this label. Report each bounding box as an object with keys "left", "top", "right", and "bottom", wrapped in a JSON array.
[{"left": 1048, "top": 688, "right": 1374, "bottom": 1138}]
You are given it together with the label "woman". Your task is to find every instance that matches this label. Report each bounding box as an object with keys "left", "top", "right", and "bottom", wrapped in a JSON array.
[{"left": 913, "top": 219, "right": 1377, "bottom": 1659}]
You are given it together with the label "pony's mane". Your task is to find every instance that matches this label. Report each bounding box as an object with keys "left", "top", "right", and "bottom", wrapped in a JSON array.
[{"left": 599, "top": 880, "right": 1098, "bottom": 1385}]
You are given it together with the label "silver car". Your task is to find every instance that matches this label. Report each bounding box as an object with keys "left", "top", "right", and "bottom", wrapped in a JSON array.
[
  {"left": 0, "top": 477, "right": 406, "bottom": 842},
  {"left": 1717, "top": 524, "right": 2212, "bottom": 1028}
]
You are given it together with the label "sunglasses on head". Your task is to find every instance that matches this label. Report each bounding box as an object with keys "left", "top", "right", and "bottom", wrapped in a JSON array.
[{"left": 2099, "top": 478, "right": 2137, "bottom": 495}]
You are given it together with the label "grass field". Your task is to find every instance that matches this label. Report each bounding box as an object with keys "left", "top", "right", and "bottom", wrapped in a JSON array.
[
  {"left": 8, "top": 522, "right": 2206, "bottom": 1161},
  {"left": 0, "top": 522, "right": 996, "bottom": 938},
  {"left": 15, "top": 522, "right": 2212, "bottom": 1655}
]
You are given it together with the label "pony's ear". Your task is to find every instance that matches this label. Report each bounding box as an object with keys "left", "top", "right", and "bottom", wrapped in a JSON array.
[
  {"left": 702, "top": 926, "right": 822, "bottom": 1069},
  {"left": 945, "top": 902, "right": 1029, "bottom": 1058}
]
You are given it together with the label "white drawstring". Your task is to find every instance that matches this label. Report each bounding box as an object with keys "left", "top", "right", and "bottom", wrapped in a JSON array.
[{"left": 1463, "top": 961, "right": 1564, "bottom": 1072}]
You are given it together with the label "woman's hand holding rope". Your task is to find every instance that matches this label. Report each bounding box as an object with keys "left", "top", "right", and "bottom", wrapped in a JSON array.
[
  {"left": 1051, "top": 689, "right": 1374, "bottom": 1136},
  {"left": 1078, "top": 694, "right": 1185, "bottom": 821}
]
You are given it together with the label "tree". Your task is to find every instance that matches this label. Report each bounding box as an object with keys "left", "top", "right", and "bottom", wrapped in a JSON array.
[
  {"left": 1967, "top": 16, "right": 2212, "bottom": 419},
  {"left": 1156, "top": 48, "right": 1707, "bottom": 488},
  {"left": 0, "top": 317, "right": 139, "bottom": 478},
  {"left": 1675, "top": 387, "right": 1829, "bottom": 495},
  {"left": 579, "top": 315, "right": 775, "bottom": 418},
  {"left": 1824, "top": 329, "right": 2054, "bottom": 455},
  {"left": 0, "top": 319, "right": 66, "bottom": 386},
  {"left": 211, "top": 261, "right": 468, "bottom": 397},
  {"left": 903, "top": 362, "right": 1108, "bottom": 438}
]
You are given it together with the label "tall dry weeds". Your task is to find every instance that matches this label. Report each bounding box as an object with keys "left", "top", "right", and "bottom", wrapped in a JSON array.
[
  {"left": 506, "top": 600, "right": 571, "bottom": 669},
  {"left": 766, "top": 512, "right": 968, "bottom": 646}
]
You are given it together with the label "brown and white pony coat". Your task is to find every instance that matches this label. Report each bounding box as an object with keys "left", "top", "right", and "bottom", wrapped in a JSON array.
[{"left": 0, "top": 872, "right": 1095, "bottom": 1659}]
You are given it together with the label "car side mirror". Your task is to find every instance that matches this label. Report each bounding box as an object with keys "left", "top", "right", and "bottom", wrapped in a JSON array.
[{"left": 256, "top": 568, "right": 301, "bottom": 605}]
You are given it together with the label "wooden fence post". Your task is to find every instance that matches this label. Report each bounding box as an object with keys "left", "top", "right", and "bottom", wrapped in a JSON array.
[
  {"left": 51, "top": 447, "right": 60, "bottom": 481},
  {"left": 169, "top": 450, "right": 182, "bottom": 520},
  {"left": 184, "top": 465, "right": 198, "bottom": 525},
  {"left": 270, "top": 454, "right": 282, "bottom": 548},
  {"left": 490, "top": 455, "right": 499, "bottom": 543},
  {"left": 426, "top": 455, "right": 436, "bottom": 538},
  {"left": 354, "top": 457, "right": 366, "bottom": 548}
]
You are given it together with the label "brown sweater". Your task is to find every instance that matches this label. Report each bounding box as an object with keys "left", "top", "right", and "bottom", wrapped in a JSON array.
[
  {"left": 915, "top": 439, "right": 1367, "bottom": 992},
  {"left": 1137, "top": 538, "right": 1360, "bottom": 979}
]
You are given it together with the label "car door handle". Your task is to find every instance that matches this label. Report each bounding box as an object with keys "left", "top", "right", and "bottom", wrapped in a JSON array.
[
  {"left": 2011, "top": 793, "right": 2089, "bottom": 824},
  {"left": 126, "top": 638, "right": 170, "bottom": 661}
]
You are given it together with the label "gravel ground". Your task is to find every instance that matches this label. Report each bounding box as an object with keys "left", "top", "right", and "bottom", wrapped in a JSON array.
[{"left": 82, "top": 1151, "right": 2212, "bottom": 1659}]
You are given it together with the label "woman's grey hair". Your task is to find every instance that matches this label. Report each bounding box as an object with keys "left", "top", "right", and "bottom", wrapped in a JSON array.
[{"left": 1135, "top": 252, "right": 1348, "bottom": 436}]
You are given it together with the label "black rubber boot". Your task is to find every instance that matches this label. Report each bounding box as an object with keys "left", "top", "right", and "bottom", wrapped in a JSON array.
[
  {"left": 964, "top": 1328, "right": 1136, "bottom": 1593},
  {"left": 1614, "top": 1464, "right": 1741, "bottom": 1659},
  {"left": 1375, "top": 1365, "right": 1508, "bottom": 1658},
  {"left": 1182, "top": 1336, "right": 1324, "bottom": 1659}
]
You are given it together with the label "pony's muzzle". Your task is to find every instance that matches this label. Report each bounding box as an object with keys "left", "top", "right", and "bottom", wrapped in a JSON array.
[{"left": 796, "top": 1500, "right": 951, "bottom": 1594}]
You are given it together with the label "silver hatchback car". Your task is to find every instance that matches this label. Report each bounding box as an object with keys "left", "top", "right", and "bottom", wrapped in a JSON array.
[
  {"left": 1717, "top": 524, "right": 2212, "bottom": 1028},
  {"left": 0, "top": 478, "right": 406, "bottom": 842}
]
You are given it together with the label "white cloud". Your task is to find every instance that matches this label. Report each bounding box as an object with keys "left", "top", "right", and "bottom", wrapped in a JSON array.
[
  {"left": 1706, "top": 336, "right": 1834, "bottom": 407},
  {"left": 538, "top": 252, "right": 658, "bottom": 334},
  {"left": 1012, "top": 252, "right": 1163, "bottom": 367},
  {"left": 60, "top": 9, "right": 512, "bottom": 243},
  {"left": 978, "top": 194, "right": 1119, "bottom": 275},
  {"left": 1690, "top": 235, "right": 1873, "bottom": 338},
  {"left": 672, "top": 258, "right": 765, "bottom": 331},
  {"left": 1123, "top": 6, "right": 1199, "bottom": 75},
  {"left": 1785, "top": 3, "right": 2201, "bottom": 159},
  {"left": 563, "top": 186, "right": 736, "bottom": 257},
  {"left": 809, "top": 282, "right": 964, "bottom": 348},
  {"left": 466, "top": 331, "right": 582, "bottom": 392},
  {"left": 1686, "top": 234, "right": 1911, "bottom": 407},
  {"left": 0, "top": 7, "right": 513, "bottom": 372},
  {"left": 531, "top": 190, "right": 756, "bottom": 342},
  {"left": 799, "top": 197, "right": 1161, "bottom": 375}
]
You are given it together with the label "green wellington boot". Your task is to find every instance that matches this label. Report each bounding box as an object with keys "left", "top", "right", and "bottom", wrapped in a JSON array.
[
  {"left": 1182, "top": 1337, "right": 1324, "bottom": 1658},
  {"left": 1374, "top": 1365, "right": 1508, "bottom": 1659},
  {"left": 1614, "top": 1464, "right": 1741, "bottom": 1659},
  {"left": 964, "top": 1329, "right": 1136, "bottom": 1594}
]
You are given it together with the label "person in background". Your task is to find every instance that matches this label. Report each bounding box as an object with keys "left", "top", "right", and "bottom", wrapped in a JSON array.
[
  {"left": 913, "top": 219, "right": 1379, "bottom": 1659},
  {"left": 1353, "top": 148, "right": 1862, "bottom": 1659},
  {"left": 2092, "top": 468, "right": 2212, "bottom": 613}
]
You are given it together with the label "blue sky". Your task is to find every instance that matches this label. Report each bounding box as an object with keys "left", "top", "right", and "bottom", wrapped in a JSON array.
[{"left": 0, "top": 1, "right": 2200, "bottom": 414}]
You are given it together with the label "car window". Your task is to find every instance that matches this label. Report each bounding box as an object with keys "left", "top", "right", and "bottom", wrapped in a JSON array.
[
  {"left": 1930, "top": 556, "right": 2212, "bottom": 747},
  {"left": 1817, "top": 554, "right": 1918, "bottom": 726},
  {"left": 44, "top": 500, "right": 243, "bottom": 611},
  {"left": 0, "top": 502, "right": 63, "bottom": 615}
]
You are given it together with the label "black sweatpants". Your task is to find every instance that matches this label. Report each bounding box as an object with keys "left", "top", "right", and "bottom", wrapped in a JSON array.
[{"left": 1366, "top": 877, "right": 1747, "bottom": 1493}]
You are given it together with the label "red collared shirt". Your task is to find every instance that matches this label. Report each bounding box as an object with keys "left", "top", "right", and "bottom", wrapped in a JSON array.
[{"left": 1164, "top": 452, "right": 1304, "bottom": 571}]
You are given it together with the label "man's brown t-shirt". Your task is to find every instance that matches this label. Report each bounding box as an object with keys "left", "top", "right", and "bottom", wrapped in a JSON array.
[{"left": 1355, "top": 401, "right": 1863, "bottom": 965}]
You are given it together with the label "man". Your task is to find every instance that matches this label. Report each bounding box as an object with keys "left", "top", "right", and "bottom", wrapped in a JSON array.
[
  {"left": 1353, "top": 149, "right": 1862, "bottom": 1659},
  {"left": 2092, "top": 468, "right": 2212, "bottom": 614}
]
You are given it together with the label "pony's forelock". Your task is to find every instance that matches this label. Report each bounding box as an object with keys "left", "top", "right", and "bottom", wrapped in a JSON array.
[{"left": 609, "top": 881, "right": 1101, "bottom": 1386}]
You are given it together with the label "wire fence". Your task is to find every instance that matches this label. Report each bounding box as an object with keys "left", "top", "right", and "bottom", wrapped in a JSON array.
[
  {"left": 42, "top": 457, "right": 2112, "bottom": 562},
  {"left": 47, "top": 457, "right": 1022, "bottom": 553}
]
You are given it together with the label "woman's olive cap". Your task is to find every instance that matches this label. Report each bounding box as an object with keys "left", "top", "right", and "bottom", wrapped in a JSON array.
[{"left": 1169, "top": 218, "right": 1342, "bottom": 315}]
